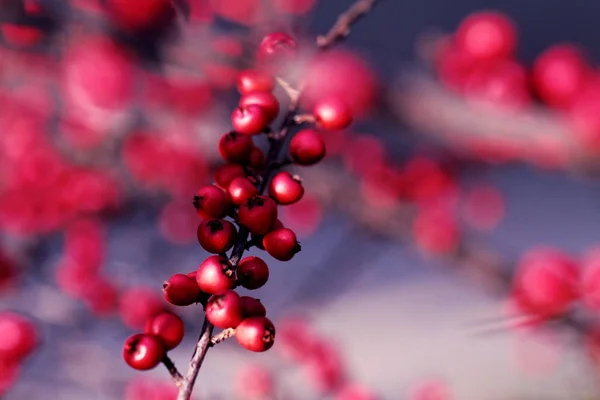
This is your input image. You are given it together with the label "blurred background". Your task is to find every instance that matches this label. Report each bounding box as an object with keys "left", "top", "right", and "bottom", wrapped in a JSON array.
[{"left": 2, "top": 0, "right": 600, "bottom": 399}]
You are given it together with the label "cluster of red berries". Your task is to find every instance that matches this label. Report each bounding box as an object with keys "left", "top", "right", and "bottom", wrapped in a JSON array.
[
  {"left": 0, "top": 312, "right": 38, "bottom": 396},
  {"left": 123, "top": 31, "right": 353, "bottom": 372},
  {"left": 511, "top": 246, "right": 600, "bottom": 323},
  {"left": 434, "top": 9, "right": 600, "bottom": 149}
]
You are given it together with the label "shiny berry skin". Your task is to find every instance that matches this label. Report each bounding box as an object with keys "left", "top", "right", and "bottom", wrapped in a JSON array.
[
  {"left": 239, "top": 92, "right": 280, "bottom": 122},
  {"left": 532, "top": 44, "right": 592, "bottom": 109},
  {"left": 241, "top": 296, "right": 267, "bottom": 318},
  {"left": 0, "top": 313, "right": 38, "bottom": 364},
  {"left": 193, "top": 185, "right": 231, "bottom": 219},
  {"left": 163, "top": 273, "right": 202, "bottom": 306},
  {"left": 238, "top": 196, "right": 278, "bottom": 235},
  {"left": 269, "top": 172, "right": 304, "bottom": 205},
  {"left": 228, "top": 177, "right": 259, "bottom": 206},
  {"left": 196, "top": 255, "right": 235, "bottom": 294},
  {"left": 237, "top": 69, "right": 275, "bottom": 94},
  {"left": 236, "top": 317, "right": 276, "bottom": 352},
  {"left": 262, "top": 228, "right": 301, "bottom": 261},
  {"left": 144, "top": 312, "right": 184, "bottom": 350},
  {"left": 218, "top": 131, "right": 253, "bottom": 164},
  {"left": 289, "top": 129, "right": 326, "bottom": 166},
  {"left": 232, "top": 105, "right": 270, "bottom": 136},
  {"left": 237, "top": 256, "right": 270, "bottom": 290},
  {"left": 123, "top": 334, "right": 165, "bottom": 370},
  {"left": 512, "top": 247, "right": 579, "bottom": 318},
  {"left": 256, "top": 32, "right": 297, "bottom": 67},
  {"left": 214, "top": 164, "right": 247, "bottom": 189},
  {"left": 455, "top": 10, "right": 517, "bottom": 61},
  {"left": 205, "top": 290, "right": 244, "bottom": 329},
  {"left": 251, "top": 219, "right": 285, "bottom": 250},
  {"left": 197, "top": 219, "right": 238, "bottom": 254},
  {"left": 313, "top": 97, "right": 353, "bottom": 131}
]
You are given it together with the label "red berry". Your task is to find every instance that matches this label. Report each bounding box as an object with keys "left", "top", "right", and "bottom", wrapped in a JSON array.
[
  {"left": 251, "top": 219, "right": 285, "bottom": 250},
  {"left": 581, "top": 249, "right": 600, "bottom": 311},
  {"left": 123, "top": 333, "right": 165, "bottom": 370},
  {"left": 239, "top": 195, "right": 278, "bottom": 235},
  {"left": 455, "top": 10, "right": 517, "bottom": 61},
  {"left": 239, "top": 92, "right": 280, "bottom": 122},
  {"left": 289, "top": 129, "right": 326, "bottom": 166},
  {"left": 163, "top": 274, "right": 202, "bottom": 306},
  {"left": 144, "top": 312, "right": 184, "bottom": 350},
  {"left": 218, "top": 131, "right": 253, "bottom": 164},
  {"left": 197, "top": 219, "right": 238, "bottom": 254},
  {"left": 262, "top": 228, "right": 301, "bottom": 261},
  {"left": 228, "top": 177, "right": 259, "bottom": 206},
  {"left": 205, "top": 290, "right": 244, "bottom": 329},
  {"left": 241, "top": 296, "right": 267, "bottom": 318},
  {"left": 232, "top": 105, "right": 270, "bottom": 135},
  {"left": 256, "top": 32, "right": 297, "bottom": 68},
  {"left": 237, "top": 69, "right": 275, "bottom": 94},
  {"left": 236, "top": 317, "right": 276, "bottom": 352},
  {"left": 196, "top": 255, "right": 235, "bottom": 294},
  {"left": 235, "top": 364, "right": 275, "bottom": 400},
  {"left": 269, "top": 171, "right": 304, "bottom": 205},
  {"left": 214, "top": 164, "right": 247, "bottom": 189},
  {"left": 106, "top": 0, "right": 173, "bottom": 31},
  {"left": 237, "top": 256, "right": 270, "bottom": 290},
  {"left": 248, "top": 146, "right": 266, "bottom": 170},
  {"left": 313, "top": 97, "right": 353, "bottom": 131},
  {"left": 512, "top": 247, "right": 579, "bottom": 318},
  {"left": 0, "top": 313, "right": 38, "bottom": 364},
  {"left": 193, "top": 185, "right": 231, "bottom": 219},
  {"left": 532, "top": 44, "right": 592, "bottom": 108}
]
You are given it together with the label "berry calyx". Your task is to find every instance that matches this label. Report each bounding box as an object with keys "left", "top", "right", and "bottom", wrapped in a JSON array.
[
  {"left": 237, "top": 69, "right": 275, "bottom": 94},
  {"left": 163, "top": 273, "right": 202, "bottom": 306},
  {"left": 205, "top": 290, "right": 244, "bottom": 329},
  {"left": 238, "top": 195, "right": 278, "bottom": 235},
  {"left": 262, "top": 228, "right": 301, "bottom": 261},
  {"left": 289, "top": 129, "right": 326, "bottom": 166},
  {"left": 193, "top": 185, "right": 231, "bottom": 219},
  {"left": 269, "top": 172, "right": 304, "bottom": 205},
  {"left": 196, "top": 255, "right": 236, "bottom": 294},
  {"left": 228, "top": 177, "right": 259, "bottom": 206},
  {"left": 197, "top": 219, "right": 238, "bottom": 254},
  {"left": 236, "top": 317, "right": 276, "bottom": 352},
  {"left": 144, "top": 312, "right": 184, "bottom": 350},
  {"left": 123, "top": 333, "right": 165, "bottom": 370},
  {"left": 313, "top": 97, "right": 353, "bottom": 131},
  {"left": 237, "top": 256, "right": 270, "bottom": 290},
  {"left": 232, "top": 105, "right": 271, "bottom": 136},
  {"left": 218, "top": 131, "right": 253, "bottom": 164}
]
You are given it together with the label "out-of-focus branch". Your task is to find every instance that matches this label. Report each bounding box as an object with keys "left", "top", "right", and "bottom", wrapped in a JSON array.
[{"left": 316, "top": 0, "right": 378, "bottom": 49}]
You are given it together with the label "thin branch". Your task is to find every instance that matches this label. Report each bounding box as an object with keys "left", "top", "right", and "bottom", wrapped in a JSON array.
[
  {"left": 210, "top": 328, "right": 236, "bottom": 346},
  {"left": 176, "top": 318, "right": 214, "bottom": 400},
  {"left": 316, "top": 0, "right": 378, "bottom": 49},
  {"left": 162, "top": 356, "right": 184, "bottom": 387}
]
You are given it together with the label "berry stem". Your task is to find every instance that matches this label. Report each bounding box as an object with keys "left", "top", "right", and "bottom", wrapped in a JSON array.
[
  {"left": 162, "top": 355, "right": 183, "bottom": 387},
  {"left": 210, "top": 328, "right": 236, "bottom": 346}
]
